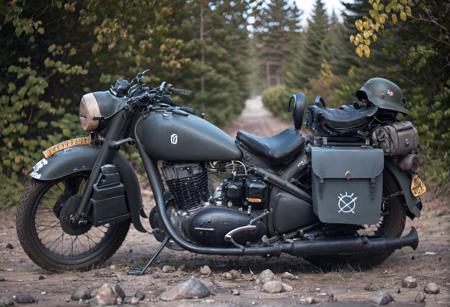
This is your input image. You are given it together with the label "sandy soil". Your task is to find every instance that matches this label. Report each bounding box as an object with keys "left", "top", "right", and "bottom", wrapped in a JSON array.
[{"left": 0, "top": 98, "right": 449, "bottom": 306}]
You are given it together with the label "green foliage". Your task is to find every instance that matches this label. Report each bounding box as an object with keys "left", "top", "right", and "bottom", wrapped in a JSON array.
[
  {"left": 261, "top": 85, "right": 293, "bottom": 120},
  {"left": 284, "top": 0, "right": 329, "bottom": 88},
  {"left": 0, "top": 1, "right": 252, "bottom": 209}
]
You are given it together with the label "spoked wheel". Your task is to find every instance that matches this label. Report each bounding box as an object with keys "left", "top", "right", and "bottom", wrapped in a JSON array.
[
  {"left": 16, "top": 173, "right": 130, "bottom": 272},
  {"left": 305, "top": 172, "right": 407, "bottom": 270}
]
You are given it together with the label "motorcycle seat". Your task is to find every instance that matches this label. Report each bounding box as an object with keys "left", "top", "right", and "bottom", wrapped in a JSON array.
[
  {"left": 236, "top": 128, "right": 305, "bottom": 163},
  {"left": 307, "top": 104, "right": 378, "bottom": 136}
]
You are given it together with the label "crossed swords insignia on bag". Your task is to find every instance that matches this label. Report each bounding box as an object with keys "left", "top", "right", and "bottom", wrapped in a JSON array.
[{"left": 337, "top": 192, "right": 358, "bottom": 214}]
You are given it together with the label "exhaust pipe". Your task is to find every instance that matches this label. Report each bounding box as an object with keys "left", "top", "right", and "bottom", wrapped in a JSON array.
[
  {"left": 282, "top": 227, "right": 419, "bottom": 256},
  {"left": 139, "top": 145, "right": 418, "bottom": 258}
]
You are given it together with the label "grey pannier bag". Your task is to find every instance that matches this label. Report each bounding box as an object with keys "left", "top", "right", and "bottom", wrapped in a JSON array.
[{"left": 371, "top": 121, "right": 419, "bottom": 156}]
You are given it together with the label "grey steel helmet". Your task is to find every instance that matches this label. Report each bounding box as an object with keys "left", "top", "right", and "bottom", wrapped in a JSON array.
[{"left": 356, "top": 78, "right": 408, "bottom": 114}]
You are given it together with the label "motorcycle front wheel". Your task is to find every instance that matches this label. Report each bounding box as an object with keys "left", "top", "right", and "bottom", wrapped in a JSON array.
[
  {"left": 304, "top": 172, "right": 407, "bottom": 270},
  {"left": 16, "top": 173, "right": 130, "bottom": 272}
]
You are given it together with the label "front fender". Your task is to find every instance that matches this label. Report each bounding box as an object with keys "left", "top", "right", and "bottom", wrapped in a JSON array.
[
  {"left": 385, "top": 160, "right": 422, "bottom": 219},
  {"left": 30, "top": 145, "right": 147, "bottom": 232}
]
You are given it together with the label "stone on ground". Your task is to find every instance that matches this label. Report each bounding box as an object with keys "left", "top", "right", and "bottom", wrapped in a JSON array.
[
  {"left": 95, "top": 283, "right": 119, "bottom": 306},
  {"left": 223, "top": 269, "right": 240, "bottom": 280},
  {"left": 263, "top": 281, "right": 283, "bottom": 293},
  {"left": 159, "top": 277, "right": 210, "bottom": 301},
  {"left": 0, "top": 296, "right": 14, "bottom": 307},
  {"left": 415, "top": 291, "right": 426, "bottom": 303},
  {"left": 281, "top": 282, "right": 293, "bottom": 292},
  {"left": 200, "top": 265, "right": 212, "bottom": 276},
  {"left": 14, "top": 293, "right": 36, "bottom": 304},
  {"left": 258, "top": 269, "right": 275, "bottom": 284},
  {"left": 401, "top": 276, "right": 417, "bottom": 288},
  {"left": 71, "top": 286, "right": 91, "bottom": 301},
  {"left": 424, "top": 282, "right": 440, "bottom": 294},
  {"left": 134, "top": 290, "right": 145, "bottom": 301},
  {"left": 369, "top": 291, "right": 393, "bottom": 305},
  {"left": 162, "top": 265, "right": 176, "bottom": 273},
  {"left": 281, "top": 272, "right": 298, "bottom": 280}
]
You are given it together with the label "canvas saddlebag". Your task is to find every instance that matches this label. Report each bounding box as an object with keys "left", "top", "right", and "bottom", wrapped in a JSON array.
[
  {"left": 371, "top": 121, "right": 419, "bottom": 156},
  {"left": 311, "top": 146, "right": 384, "bottom": 225}
]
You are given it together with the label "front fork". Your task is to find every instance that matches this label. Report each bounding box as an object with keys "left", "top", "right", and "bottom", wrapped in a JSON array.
[{"left": 72, "top": 110, "right": 131, "bottom": 225}]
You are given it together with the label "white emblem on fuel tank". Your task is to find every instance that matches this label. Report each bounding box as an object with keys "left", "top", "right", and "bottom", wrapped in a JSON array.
[{"left": 170, "top": 133, "right": 178, "bottom": 145}]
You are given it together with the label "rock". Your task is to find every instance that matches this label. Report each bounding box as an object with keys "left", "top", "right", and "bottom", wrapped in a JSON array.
[
  {"left": 231, "top": 289, "right": 240, "bottom": 296},
  {"left": 415, "top": 291, "right": 426, "bottom": 303},
  {"left": 159, "top": 277, "right": 210, "bottom": 301},
  {"left": 162, "top": 265, "right": 176, "bottom": 273},
  {"left": 402, "top": 276, "right": 417, "bottom": 288},
  {"left": 199, "top": 265, "right": 212, "bottom": 276},
  {"left": 110, "top": 264, "right": 117, "bottom": 270},
  {"left": 152, "top": 272, "right": 161, "bottom": 279},
  {"left": 281, "top": 272, "right": 298, "bottom": 280},
  {"left": 112, "top": 284, "right": 126, "bottom": 299},
  {"left": 263, "top": 281, "right": 283, "bottom": 293},
  {"left": 328, "top": 293, "right": 337, "bottom": 303},
  {"left": 71, "top": 286, "right": 91, "bottom": 301},
  {"left": 223, "top": 269, "right": 240, "bottom": 280},
  {"left": 369, "top": 291, "right": 393, "bottom": 305},
  {"left": 259, "top": 269, "right": 275, "bottom": 284},
  {"left": 304, "top": 297, "right": 316, "bottom": 304},
  {"left": 5, "top": 243, "right": 13, "bottom": 250},
  {"left": 281, "top": 282, "right": 293, "bottom": 292},
  {"left": 134, "top": 290, "right": 145, "bottom": 301},
  {"left": 38, "top": 275, "right": 46, "bottom": 280},
  {"left": 424, "top": 282, "right": 440, "bottom": 294},
  {"left": 0, "top": 296, "right": 14, "bottom": 307},
  {"left": 95, "top": 283, "right": 118, "bottom": 306},
  {"left": 14, "top": 293, "right": 36, "bottom": 304},
  {"left": 130, "top": 297, "right": 140, "bottom": 305}
]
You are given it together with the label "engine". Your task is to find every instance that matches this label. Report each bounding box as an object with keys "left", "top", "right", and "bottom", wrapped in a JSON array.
[{"left": 160, "top": 162, "right": 268, "bottom": 247}]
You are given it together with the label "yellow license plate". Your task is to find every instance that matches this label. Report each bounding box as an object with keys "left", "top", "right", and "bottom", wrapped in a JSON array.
[
  {"left": 411, "top": 174, "right": 427, "bottom": 197},
  {"left": 42, "top": 136, "right": 92, "bottom": 158}
]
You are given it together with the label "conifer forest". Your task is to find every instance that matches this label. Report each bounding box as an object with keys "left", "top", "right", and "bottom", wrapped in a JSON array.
[{"left": 1, "top": 0, "right": 449, "bottom": 208}]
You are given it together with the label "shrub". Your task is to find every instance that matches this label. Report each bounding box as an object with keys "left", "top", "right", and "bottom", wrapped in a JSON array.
[{"left": 262, "top": 85, "right": 294, "bottom": 120}]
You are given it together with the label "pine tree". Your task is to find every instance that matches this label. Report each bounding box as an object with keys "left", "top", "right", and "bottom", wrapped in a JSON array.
[
  {"left": 322, "top": 10, "right": 348, "bottom": 76},
  {"left": 284, "top": 0, "right": 329, "bottom": 89},
  {"left": 253, "top": 0, "right": 302, "bottom": 89}
]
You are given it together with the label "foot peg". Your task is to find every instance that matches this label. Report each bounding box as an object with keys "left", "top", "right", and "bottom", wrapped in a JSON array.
[{"left": 127, "top": 236, "right": 170, "bottom": 276}]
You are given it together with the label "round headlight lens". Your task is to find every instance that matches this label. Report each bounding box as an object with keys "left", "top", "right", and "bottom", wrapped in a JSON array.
[{"left": 79, "top": 93, "right": 101, "bottom": 131}]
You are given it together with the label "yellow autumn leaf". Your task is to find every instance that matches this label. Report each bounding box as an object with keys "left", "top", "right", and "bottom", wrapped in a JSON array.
[
  {"left": 372, "top": 34, "right": 378, "bottom": 42},
  {"left": 363, "top": 45, "right": 371, "bottom": 58},
  {"left": 400, "top": 11, "right": 407, "bottom": 21},
  {"left": 356, "top": 46, "right": 363, "bottom": 58},
  {"left": 350, "top": 35, "right": 355, "bottom": 43},
  {"left": 391, "top": 13, "right": 398, "bottom": 24}
]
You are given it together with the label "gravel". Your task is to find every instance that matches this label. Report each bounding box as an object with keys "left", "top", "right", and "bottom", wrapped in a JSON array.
[{"left": 71, "top": 286, "right": 91, "bottom": 301}]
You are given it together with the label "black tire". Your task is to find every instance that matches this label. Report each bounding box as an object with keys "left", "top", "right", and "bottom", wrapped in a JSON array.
[
  {"left": 305, "top": 172, "right": 407, "bottom": 270},
  {"left": 16, "top": 176, "right": 130, "bottom": 272}
]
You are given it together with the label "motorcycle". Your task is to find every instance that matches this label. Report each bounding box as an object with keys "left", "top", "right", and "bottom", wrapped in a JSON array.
[{"left": 17, "top": 70, "right": 427, "bottom": 273}]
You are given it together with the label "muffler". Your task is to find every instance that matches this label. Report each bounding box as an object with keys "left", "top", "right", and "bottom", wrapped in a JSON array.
[{"left": 282, "top": 227, "right": 419, "bottom": 256}]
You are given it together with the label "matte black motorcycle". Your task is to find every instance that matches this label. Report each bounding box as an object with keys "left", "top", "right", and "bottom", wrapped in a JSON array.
[{"left": 17, "top": 70, "right": 427, "bottom": 273}]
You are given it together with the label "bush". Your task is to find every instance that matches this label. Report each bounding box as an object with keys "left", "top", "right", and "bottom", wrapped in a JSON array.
[{"left": 262, "top": 85, "right": 295, "bottom": 120}]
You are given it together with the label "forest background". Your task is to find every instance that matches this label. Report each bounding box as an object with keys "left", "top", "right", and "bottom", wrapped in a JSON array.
[{"left": 1, "top": 0, "right": 448, "bottom": 208}]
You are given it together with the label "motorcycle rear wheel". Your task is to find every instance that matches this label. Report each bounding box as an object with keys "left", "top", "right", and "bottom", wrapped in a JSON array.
[
  {"left": 16, "top": 174, "right": 130, "bottom": 272},
  {"left": 304, "top": 172, "right": 407, "bottom": 270}
]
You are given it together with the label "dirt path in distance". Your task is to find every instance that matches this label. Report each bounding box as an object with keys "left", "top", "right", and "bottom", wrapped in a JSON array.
[{"left": 0, "top": 98, "right": 449, "bottom": 306}]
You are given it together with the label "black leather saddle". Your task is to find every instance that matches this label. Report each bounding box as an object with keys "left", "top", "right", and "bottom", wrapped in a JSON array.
[
  {"left": 306, "top": 104, "right": 378, "bottom": 136},
  {"left": 237, "top": 127, "right": 305, "bottom": 163}
]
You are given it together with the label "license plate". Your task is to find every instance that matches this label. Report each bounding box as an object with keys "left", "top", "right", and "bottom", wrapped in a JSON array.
[
  {"left": 411, "top": 174, "right": 427, "bottom": 197},
  {"left": 42, "top": 136, "right": 91, "bottom": 158}
]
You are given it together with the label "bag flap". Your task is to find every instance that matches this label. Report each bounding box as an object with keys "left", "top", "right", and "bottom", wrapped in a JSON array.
[{"left": 311, "top": 146, "right": 384, "bottom": 179}]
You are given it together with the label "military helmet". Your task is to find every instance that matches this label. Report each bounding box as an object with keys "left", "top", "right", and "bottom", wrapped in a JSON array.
[{"left": 356, "top": 78, "right": 408, "bottom": 114}]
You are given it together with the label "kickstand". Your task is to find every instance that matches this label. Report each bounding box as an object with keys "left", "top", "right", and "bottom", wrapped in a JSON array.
[{"left": 127, "top": 236, "right": 170, "bottom": 276}]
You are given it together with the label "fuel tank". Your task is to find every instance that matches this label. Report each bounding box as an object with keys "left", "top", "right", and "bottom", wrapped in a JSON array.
[{"left": 141, "top": 110, "right": 242, "bottom": 161}]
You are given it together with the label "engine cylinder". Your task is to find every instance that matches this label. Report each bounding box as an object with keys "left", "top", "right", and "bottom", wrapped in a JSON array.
[{"left": 162, "top": 162, "right": 210, "bottom": 210}]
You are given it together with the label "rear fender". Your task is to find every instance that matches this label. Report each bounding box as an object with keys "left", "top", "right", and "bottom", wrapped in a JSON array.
[
  {"left": 30, "top": 145, "right": 147, "bottom": 232},
  {"left": 385, "top": 159, "right": 422, "bottom": 219}
]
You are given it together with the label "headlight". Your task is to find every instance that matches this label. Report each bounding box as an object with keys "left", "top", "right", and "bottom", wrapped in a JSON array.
[{"left": 79, "top": 93, "right": 101, "bottom": 131}]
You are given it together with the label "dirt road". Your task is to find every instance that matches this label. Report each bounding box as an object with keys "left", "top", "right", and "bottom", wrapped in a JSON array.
[{"left": 0, "top": 98, "right": 449, "bottom": 306}]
